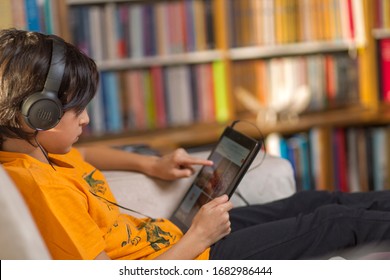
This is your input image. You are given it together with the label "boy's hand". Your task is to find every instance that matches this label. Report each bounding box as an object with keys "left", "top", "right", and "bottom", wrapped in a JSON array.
[
  {"left": 187, "top": 195, "right": 233, "bottom": 248},
  {"left": 149, "top": 148, "right": 213, "bottom": 181}
]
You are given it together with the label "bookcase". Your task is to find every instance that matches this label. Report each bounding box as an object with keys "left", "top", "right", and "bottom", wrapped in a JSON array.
[
  {"left": 59, "top": 0, "right": 376, "bottom": 137},
  {"left": 2, "top": 0, "right": 390, "bottom": 191},
  {"left": 63, "top": 0, "right": 235, "bottom": 150}
]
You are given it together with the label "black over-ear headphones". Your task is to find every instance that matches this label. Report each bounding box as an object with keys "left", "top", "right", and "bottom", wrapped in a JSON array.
[{"left": 21, "top": 39, "right": 66, "bottom": 130}]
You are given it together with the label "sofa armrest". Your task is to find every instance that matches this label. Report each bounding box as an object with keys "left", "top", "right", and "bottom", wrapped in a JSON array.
[{"left": 104, "top": 150, "right": 296, "bottom": 219}]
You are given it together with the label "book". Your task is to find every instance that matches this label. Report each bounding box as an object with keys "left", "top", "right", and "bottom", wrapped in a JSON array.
[
  {"left": 100, "top": 71, "right": 123, "bottom": 133},
  {"left": 309, "top": 127, "right": 333, "bottom": 191},
  {"left": 0, "top": 0, "right": 14, "bottom": 29},
  {"left": 193, "top": 0, "right": 207, "bottom": 51},
  {"left": 196, "top": 63, "right": 215, "bottom": 122},
  {"left": 69, "top": 5, "right": 91, "bottom": 57},
  {"left": 155, "top": 2, "right": 170, "bottom": 56},
  {"left": 88, "top": 5, "right": 105, "bottom": 62},
  {"left": 150, "top": 66, "right": 167, "bottom": 128},
  {"left": 346, "top": 128, "right": 361, "bottom": 192},
  {"left": 117, "top": 3, "right": 130, "bottom": 58},
  {"left": 124, "top": 70, "right": 147, "bottom": 130},
  {"left": 88, "top": 80, "right": 106, "bottom": 135},
  {"left": 184, "top": 0, "right": 196, "bottom": 52},
  {"left": 332, "top": 128, "right": 349, "bottom": 192},
  {"left": 286, "top": 136, "right": 300, "bottom": 190},
  {"left": 189, "top": 65, "right": 200, "bottom": 121},
  {"left": 24, "top": 0, "right": 41, "bottom": 31},
  {"left": 104, "top": 2, "right": 118, "bottom": 60},
  {"left": 212, "top": 61, "right": 230, "bottom": 123},
  {"left": 378, "top": 38, "right": 390, "bottom": 102},
  {"left": 142, "top": 70, "right": 156, "bottom": 128},
  {"left": 43, "top": 0, "right": 58, "bottom": 34},
  {"left": 370, "top": 127, "right": 389, "bottom": 191},
  {"left": 288, "top": 133, "right": 312, "bottom": 191},
  {"left": 325, "top": 55, "right": 337, "bottom": 108},
  {"left": 143, "top": 4, "right": 156, "bottom": 56},
  {"left": 356, "top": 128, "right": 369, "bottom": 192},
  {"left": 274, "top": 0, "right": 286, "bottom": 44},
  {"left": 165, "top": 66, "right": 193, "bottom": 126},
  {"left": 129, "top": 4, "right": 144, "bottom": 58},
  {"left": 204, "top": 0, "right": 215, "bottom": 49},
  {"left": 350, "top": 0, "right": 365, "bottom": 46},
  {"left": 11, "top": 0, "right": 27, "bottom": 30},
  {"left": 225, "top": 0, "right": 237, "bottom": 47},
  {"left": 169, "top": 1, "right": 185, "bottom": 54}
]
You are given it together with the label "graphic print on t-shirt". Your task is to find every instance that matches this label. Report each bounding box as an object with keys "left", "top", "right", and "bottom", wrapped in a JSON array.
[
  {"left": 83, "top": 169, "right": 113, "bottom": 210},
  {"left": 83, "top": 169, "right": 106, "bottom": 195}
]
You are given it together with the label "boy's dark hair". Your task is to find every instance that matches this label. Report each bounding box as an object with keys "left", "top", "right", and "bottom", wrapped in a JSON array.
[{"left": 0, "top": 28, "right": 99, "bottom": 148}]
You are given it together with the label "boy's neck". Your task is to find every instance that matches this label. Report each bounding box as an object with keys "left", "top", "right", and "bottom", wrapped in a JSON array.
[{"left": 2, "top": 137, "right": 50, "bottom": 164}]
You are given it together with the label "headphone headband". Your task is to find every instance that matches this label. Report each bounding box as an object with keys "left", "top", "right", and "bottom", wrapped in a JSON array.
[{"left": 44, "top": 40, "right": 66, "bottom": 93}]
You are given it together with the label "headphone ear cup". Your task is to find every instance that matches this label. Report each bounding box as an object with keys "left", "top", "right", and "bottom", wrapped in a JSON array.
[{"left": 21, "top": 91, "right": 63, "bottom": 130}]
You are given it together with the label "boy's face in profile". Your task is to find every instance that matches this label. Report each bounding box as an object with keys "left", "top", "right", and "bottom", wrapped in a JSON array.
[{"left": 33, "top": 108, "right": 90, "bottom": 154}]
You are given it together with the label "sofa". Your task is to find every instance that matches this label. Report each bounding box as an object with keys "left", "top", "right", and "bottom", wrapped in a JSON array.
[{"left": 0, "top": 150, "right": 296, "bottom": 259}]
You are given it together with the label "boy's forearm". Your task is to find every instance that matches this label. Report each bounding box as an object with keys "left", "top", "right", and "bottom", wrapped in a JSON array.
[{"left": 78, "top": 146, "right": 158, "bottom": 175}]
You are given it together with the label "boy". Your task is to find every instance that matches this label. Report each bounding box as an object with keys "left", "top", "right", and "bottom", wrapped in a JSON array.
[
  {"left": 0, "top": 28, "right": 230, "bottom": 260},
  {"left": 1, "top": 29, "right": 390, "bottom": 260}
]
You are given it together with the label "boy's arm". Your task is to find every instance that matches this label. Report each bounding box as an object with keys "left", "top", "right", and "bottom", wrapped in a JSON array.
[{"left": 78, "top": 146, "right": 212, "bottom": 181}]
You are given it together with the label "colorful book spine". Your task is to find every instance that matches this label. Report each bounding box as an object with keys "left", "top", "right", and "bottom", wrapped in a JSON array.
[
  {"left": 378, "top": 38, "right": 390, "bottom": 102},
  {"left": 101, "top": 72, "right": 123, "bottom": 133},
  {"left": 212, "top": 61, "right": 230, "bottom": 123},
  {"left": 150, "top": 66, "right": 167, "bottom": 128},
  {"left": 0, "top": 0, "right": 14, "bottom": 29},
  {"left": 24, "top": 0, "right": 41, "bottom": 31},
  {"left": 143, "top": 70, "right": 157, "bottom": 128},
  {"left": 10, "top": 0, "right": 27, "bottom": 30}
]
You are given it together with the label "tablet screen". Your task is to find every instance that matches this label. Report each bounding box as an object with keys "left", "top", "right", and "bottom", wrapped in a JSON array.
[{"left": 170, "top": 126, "right": 260, "bottom": 232}]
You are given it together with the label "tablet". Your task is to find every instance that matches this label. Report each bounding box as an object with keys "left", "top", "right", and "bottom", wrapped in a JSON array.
[{"left": 170, "top": 125, "right": 261, "bottom": 233}]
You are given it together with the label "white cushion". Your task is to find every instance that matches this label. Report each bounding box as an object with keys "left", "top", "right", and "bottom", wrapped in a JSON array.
[{"left": 0, "top": 167, "right": 51, "bottom": 259}]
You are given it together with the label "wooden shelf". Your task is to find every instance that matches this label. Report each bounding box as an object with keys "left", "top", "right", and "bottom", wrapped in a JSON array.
[
  {"left": 95, "top": 40, "right": 360, "bottom": 72},
  {"left": 258, "top": 106, "right": 381, "bottom": 135},
  {"left": 96, "top": 50, "right": 225, "bottom": 71},
  {"left": 372, "top": 28, "right": 390, "bottom": 39},
  {"left": 228, "top": 40, "right": 358, "bottom": 61},
  {"left": 67, "top": 0, "right": 135, "bottom": 5},
  {"left": 77, "top": 104, "right": 390, "bottom": 152}
]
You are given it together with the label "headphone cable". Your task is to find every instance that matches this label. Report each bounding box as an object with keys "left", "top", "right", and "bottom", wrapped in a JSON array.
[
  {"left": 230, "top": 119, "right": 267, "bottom": 173},
  {"left": 89, "top": 191, "right": 153, "bottom": 219},
  {"left": 33, "top": 131, "right": 56, "bottom": 171}
]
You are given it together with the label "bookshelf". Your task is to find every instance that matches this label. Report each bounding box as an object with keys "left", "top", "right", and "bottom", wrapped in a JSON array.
[
  {"left": 59, "top": 0, "right": 375, "bottom": 139},
  {"left": 3, "top": 0, "right": 390, "bottom": 191}
]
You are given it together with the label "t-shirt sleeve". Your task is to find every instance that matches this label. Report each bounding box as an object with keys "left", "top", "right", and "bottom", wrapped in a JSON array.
[{"left": 30, "top": 181, "right": 106, "bottom": 259}]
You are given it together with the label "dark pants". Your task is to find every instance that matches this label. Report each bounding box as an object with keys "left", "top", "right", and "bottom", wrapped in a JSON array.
[{"left": 209, "top": 190, "right": 390, "bottom": 259}]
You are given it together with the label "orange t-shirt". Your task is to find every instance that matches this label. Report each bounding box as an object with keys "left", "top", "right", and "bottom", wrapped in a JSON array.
[{"left": 0, "top": 148, "right": 210, "bottom": 260}]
